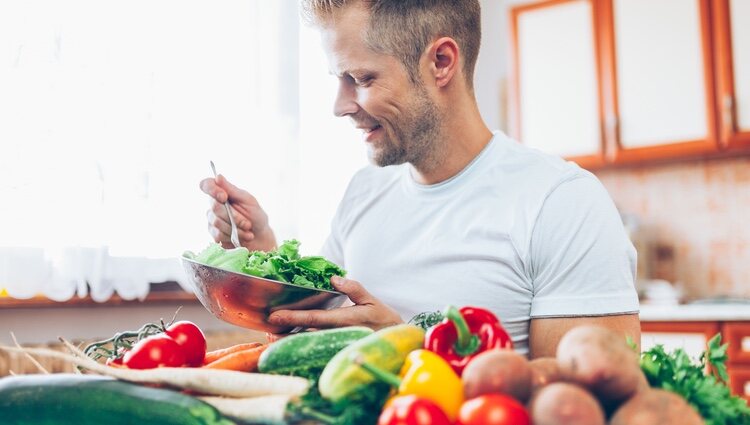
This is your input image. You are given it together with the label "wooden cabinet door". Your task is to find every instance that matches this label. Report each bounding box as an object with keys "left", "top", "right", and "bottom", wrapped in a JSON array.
[
  {"left": 509, "top": 0, "right": 605, "bottom": 168},
  {"left": 722, "top": 322, "right": 750, "bottom": 365},
  {"left": 640, "top": 321, "right": 720, "bottom": 360},
  {"left": 728, "top": 367, "right": 750, "bottom": 403},
  {"left": 599, "top": 0, "right": 719, "bottom": 163},
  {"left": 714, "top": 0, "right": 750, "bottom": 150}
]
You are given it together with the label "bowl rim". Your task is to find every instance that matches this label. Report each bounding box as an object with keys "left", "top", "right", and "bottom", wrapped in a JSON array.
[{"left": 181, "top": 256, "right": 344, "bottom": 295}]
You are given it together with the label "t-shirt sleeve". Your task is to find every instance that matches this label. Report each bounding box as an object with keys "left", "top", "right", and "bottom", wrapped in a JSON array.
[
  {"left": 319, "top": 173, "right": 361, "bottom": 269},
  {"left": 528, "top": 174, "right": 640, "bottom": 318},
  {"left": 320, "top": 228, "right": 344, "bottom": 270}
]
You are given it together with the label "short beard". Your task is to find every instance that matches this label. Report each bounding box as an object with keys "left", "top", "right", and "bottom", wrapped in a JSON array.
[{"left": 371, "top": 85, "right": 445, "bottom": 170}]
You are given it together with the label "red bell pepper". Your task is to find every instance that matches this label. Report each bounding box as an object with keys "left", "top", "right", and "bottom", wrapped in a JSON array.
[
  {"left": 424, "top": 305, "right": 512, "bottom": 375},
  {"left": 378, "top": 395, "right": 452, "bottom": 425}
]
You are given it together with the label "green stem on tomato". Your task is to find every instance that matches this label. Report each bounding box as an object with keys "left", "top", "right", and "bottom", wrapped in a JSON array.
[{"left": 444, "top": 305, "right": 480, "bottom": 357}]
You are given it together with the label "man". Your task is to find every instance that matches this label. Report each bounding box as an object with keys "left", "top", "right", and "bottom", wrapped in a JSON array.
[{"left": 200, "top": 0, "right": 640, "bottom": 358}]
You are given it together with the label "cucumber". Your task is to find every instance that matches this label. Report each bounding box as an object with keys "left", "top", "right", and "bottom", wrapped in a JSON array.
[
  {"left": 258, "top": 326, "right": 373, "bottom": 377},
  {"left": 318, "top": 324, "right": 425, "bottom": 403},
  {"left": 0, "top": 374, "right": 235, "bottom": 425}
]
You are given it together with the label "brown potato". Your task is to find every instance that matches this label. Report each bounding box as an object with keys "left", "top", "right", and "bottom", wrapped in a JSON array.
[
  {"left": 609, "top": 388, "right": 703, "bottom": 425},
  {"left": 529, "top": 382, "right": 606, "bottom": 425},
  {"left": 528, "top": 357, "right": 563, "bottom": 392},
  {"left": 556, "top": 325, "right": 643, "bottom": 406},
  {"left": 462, "top": 349, "right": 532, "bottom": 402}
]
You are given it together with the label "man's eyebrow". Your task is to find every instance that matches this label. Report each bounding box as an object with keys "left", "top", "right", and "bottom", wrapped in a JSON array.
[{"left": 328, "top": 68, "right": 370, "bottom": 78}]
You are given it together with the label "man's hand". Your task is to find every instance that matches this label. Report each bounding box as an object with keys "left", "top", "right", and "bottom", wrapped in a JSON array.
[
  {"left": 200, "top": 174, "right": 276, "bottom": 252},
  {"left": 267, "top": 276, "right": 403, "bottom": 333}
]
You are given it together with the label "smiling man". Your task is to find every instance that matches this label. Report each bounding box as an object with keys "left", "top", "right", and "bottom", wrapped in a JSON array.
[{"left": 200, "top": 0, "right": 640, "bottom": 358}]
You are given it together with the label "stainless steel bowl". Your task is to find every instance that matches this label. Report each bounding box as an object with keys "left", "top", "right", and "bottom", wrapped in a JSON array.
[{"left": 181, "top": 257, "right": 346, "bottom": 333}]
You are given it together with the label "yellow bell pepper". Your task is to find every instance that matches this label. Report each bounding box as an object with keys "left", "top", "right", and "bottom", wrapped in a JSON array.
[{"left": 356, "top": 348, "right": 464, "bottom": 421}]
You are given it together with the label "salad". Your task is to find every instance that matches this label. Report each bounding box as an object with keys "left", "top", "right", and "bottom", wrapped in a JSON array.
[{"left": 183, "top": 239, "right": 346, "bottom": 291}]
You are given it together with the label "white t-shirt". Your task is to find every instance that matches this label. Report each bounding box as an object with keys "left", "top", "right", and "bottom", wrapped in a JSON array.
[{"left": 320, "top": 131, "right": 639, "bottom": 354}]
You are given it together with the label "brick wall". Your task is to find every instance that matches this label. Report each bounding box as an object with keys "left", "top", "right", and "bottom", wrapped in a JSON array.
[{"left": 596, "top": 157, "right": 750, "bottom": 299}]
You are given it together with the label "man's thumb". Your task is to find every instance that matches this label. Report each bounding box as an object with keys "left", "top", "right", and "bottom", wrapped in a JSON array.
[
  {"left": 331, "top": 276, "right": 372, "bottom": 305},
  {"left": 217, "top": 174, "right": 246, "bottom": 202}
]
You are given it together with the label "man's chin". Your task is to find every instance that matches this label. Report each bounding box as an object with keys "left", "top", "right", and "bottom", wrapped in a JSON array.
[{"left": 368, "top": 150, "right": 407, "bottom": 167}]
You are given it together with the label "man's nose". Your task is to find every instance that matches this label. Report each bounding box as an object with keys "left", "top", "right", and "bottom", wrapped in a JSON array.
[{"left": 333, "top": 81, "right": 358, "bottom": 117}]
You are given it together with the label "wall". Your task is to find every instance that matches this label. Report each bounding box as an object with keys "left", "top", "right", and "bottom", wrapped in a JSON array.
[{"left": 596, "top": 158, "right": 750, "bottom": 299}]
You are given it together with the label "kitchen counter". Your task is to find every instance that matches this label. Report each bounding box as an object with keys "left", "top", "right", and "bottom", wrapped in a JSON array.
[{"left": 639, "top": 302, "right": 750, "bottom": 322}]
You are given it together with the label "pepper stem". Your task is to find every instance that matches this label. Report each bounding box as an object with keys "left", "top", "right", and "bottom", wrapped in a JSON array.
[
  {"left": 444, "top": 305, "right": 480, "bottom": 357},
  {"left": 353, "top": 355, "right": 402, "bottom": 389}
]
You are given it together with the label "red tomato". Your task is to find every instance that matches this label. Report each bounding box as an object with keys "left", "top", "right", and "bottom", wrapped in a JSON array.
[
  {"left": 378, "top": 395, "right": 452, "bottom": 425},
  {"left": 105, "top": 356, "right": 123, "bottom": 366},
  {"left": 457, "top": 394, "right": 531, "bottom": 425},
  {"left": 165, "top": 320, "right": 207, "bottom": 367},
  {"left": 123, "top": 334, "right": 186, "bottom": 369}
]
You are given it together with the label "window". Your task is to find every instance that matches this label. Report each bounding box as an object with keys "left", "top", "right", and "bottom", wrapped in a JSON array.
[{"left": 0, "top": 1, "right": 338, "bottom": 301}]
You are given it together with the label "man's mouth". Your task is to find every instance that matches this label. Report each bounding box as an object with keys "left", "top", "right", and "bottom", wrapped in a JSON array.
[
  {"left": 359, "top": 124, "right": 381, "bottom": 134},
  {"left": 358, "top": 124, "right": 383, "bottom": 143}
]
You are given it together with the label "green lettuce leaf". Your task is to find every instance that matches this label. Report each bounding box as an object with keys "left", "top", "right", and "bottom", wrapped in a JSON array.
[
  {"left": 186, "top": 243, "right": 250, "bottom": 274},
  {"left": 185, "top": 239, "right": 345, "bottom": 291}
]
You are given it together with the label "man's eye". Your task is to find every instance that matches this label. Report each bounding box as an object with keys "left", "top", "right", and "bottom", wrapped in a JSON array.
[{"left": 354, "top": 76, "right": 372, "bottom": 86}]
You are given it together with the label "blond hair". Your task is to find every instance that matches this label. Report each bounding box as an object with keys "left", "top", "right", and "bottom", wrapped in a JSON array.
[{"left": 301, "top": 0, "right": 481, "bottom": 89}]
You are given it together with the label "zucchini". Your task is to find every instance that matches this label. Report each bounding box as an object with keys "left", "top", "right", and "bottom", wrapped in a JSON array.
[
  {"left": 258, "top": 326, "right": 373, "bottom": 377},
  {"left": 0, "top": 374, "right": 235, "bottom": 425},
  {"left": 318, "top": 324, "right": 425, "bottom": 403}
]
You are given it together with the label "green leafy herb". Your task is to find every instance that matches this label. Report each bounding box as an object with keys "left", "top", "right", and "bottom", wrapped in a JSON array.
[
  {"left": 408, "top": 310, "right": 445, "bottom": 330},
  {"left": 184, "top": 240, "right": 346, "bottom": 291},
  {"left": 640, "top": 333, "right": 750, "bottom": 425}
]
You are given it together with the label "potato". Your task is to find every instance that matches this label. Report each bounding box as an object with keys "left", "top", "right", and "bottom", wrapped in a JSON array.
[
  {"left": 529, "top": 382, "right": 605, "bottom": 425},
  {"left": 556, "top": 325, "right": 643, "bottom": 406},
  {"left": 609, "top": 388, "right": 703, "bottom": 425},
  {"left": 528, "top": 357, "right": 563, "bottom": 392},
  {"left": 462, "top": 349, "right": 532, "bottom": 402}
]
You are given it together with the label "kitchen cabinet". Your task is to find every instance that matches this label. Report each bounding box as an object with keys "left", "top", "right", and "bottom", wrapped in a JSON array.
[
  {"left": 724, "top": 322, "right": 750, "bottom": 400},
  {"left": 599, "top": 0, "right": 719, "bottom": 163},
  {"left": 714, "top": 0, "right": 750, "bottom": 150},
  {"left": 640, "top": 321, "right": 719, "bottom": 361},
  {"left": 509, "top": 0, "right": 750, "bottom": 167},
  {"left": 641, "top": 319, "right": 750, "bottom": 402},
  {"left": 509, "top": 0, "right": 605, "bottom": 168}
]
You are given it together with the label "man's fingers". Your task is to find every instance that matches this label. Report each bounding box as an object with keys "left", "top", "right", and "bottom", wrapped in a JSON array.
[
  {"left": 216, "top": 174, "right": 252, "bottom": 204},
  {"left": 200, "top": 177, "right": 228, "bottom": 203},
  {"left": 331, "top": 276, "right": 374, "bottom": 305},
  {"left": 211, "top": 203, "right": 252, "bottom": 229},
  {"left": 267, "top": 308, "right": 352, "bottom": 329},
  {"left": 207, "top": 210, "right": 255, "bottom": 243}
]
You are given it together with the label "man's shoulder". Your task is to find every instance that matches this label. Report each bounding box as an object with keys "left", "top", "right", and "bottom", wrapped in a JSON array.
[{"left": 488, "top": 132, "right": 591, "bottom": 193}]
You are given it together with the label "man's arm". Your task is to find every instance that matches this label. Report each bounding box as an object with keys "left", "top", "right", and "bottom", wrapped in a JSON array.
[{"left": 528, "top": 313, "right": 641, "bottom": 359}]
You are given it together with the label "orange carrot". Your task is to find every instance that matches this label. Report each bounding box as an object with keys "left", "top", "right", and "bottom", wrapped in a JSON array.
[
  {"left": 203, "top": 344, "right": 268, "bottom": 372},
  {"left": 203, "top": 342, "right": 263, "bottom": 365}
]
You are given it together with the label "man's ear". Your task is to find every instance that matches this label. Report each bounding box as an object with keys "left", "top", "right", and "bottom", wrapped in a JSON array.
[{"left": 426, "top": 37, "right": 460, "bottom": 88}]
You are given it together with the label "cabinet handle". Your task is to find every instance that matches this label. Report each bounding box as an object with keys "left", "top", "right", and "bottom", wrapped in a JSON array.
[{"left": 723, "top": 95, "right": 735, "bottom": 131}]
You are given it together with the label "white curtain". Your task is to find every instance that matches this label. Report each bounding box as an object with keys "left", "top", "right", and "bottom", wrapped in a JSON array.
[{"left": 0, "top": 0, "right": 300, "bottom": 301}]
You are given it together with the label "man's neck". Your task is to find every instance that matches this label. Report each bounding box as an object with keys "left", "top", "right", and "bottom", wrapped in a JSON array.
[{"left": 410, "top": 100, "right": 493, "bottom": 185}]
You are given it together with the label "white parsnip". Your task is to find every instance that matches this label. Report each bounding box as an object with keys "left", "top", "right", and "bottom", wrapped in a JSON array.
[
  {"left": 0, "top": 341, "right": 309, "bottom": 398},
  {"left": 199, "top": 395, "right": 292, "bottom": 423}
]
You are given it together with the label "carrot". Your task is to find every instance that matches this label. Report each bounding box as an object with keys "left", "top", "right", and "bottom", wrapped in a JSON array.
[
  {"left": 0, "top": 341, "right": 309, "bottom": 398},
  {"left": 203, "top": 344, "right": 268, "bottom": 372},
  {"left": 203, "top": 342, "right": 263, "bottom": 365}
]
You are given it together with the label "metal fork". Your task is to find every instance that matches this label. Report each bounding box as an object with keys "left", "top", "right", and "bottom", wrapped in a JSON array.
[{"left": 210, "top": 161, "right": 240, "bottom": 249}]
